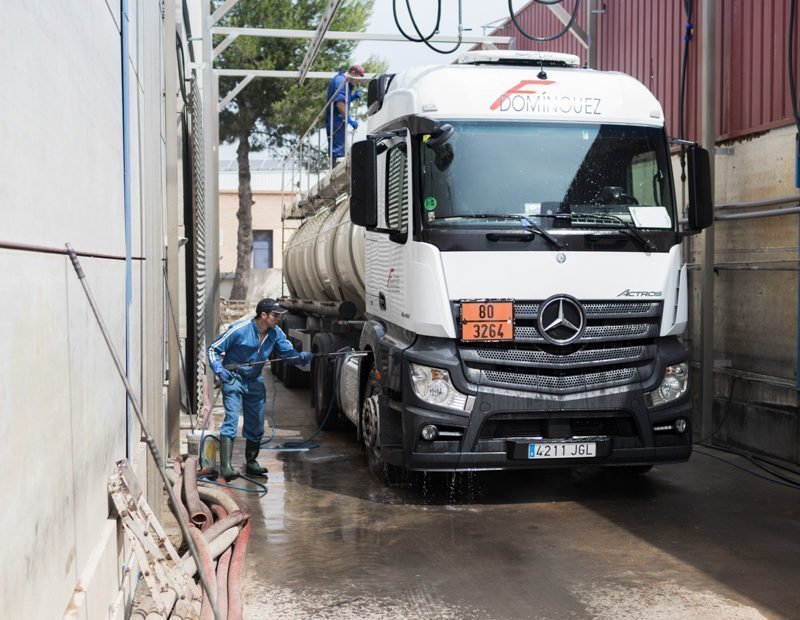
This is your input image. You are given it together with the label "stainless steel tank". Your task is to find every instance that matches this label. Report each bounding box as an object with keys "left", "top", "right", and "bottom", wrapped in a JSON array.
[{"left": 283, "top": 197, "right": 366, "bottom": 312}]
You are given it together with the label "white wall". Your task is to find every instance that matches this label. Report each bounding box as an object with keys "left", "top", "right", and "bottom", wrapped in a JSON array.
[{"left": 0, "top": 1, "right": 170, "bottom": 618}]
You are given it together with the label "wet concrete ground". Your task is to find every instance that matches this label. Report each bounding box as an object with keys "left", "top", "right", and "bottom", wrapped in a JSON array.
[{"left": 228, "top": 378, "right": 800, "bottom": 619}]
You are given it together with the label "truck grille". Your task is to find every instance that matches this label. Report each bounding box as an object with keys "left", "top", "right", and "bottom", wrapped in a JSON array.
[
  {"left": 457, "top": 299, "right": 661, "bottom": 394},
  {"left": 484, "top": 367, "right": 636, "bottom": 390}
]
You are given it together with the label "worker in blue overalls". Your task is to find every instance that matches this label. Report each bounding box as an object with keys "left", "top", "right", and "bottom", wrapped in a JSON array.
[
  {"left": 325, "top": 63, "right": 365, "bottom": 167},
  {"left": 208, "top": 298, "right": 312, "bottom": 480}
]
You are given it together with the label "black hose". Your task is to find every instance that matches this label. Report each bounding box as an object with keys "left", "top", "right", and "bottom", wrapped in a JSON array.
[
  {"left": 678, "top": 0, "right": 694, "bottom": 184},
  {"left": 678, "top": 0, "right": 693, "bottom": 141},
  {"left": 392, "top": 0, "right": 441, "bottom": 42},
  {"left": 393, "top": 0, "right": 462, "bottom": 55},
  {"left": 790, "top": 0, "right": 800, "bottom": 130},
  {"left": 508, "top": 0, "right": 581, "bottom": 42}
]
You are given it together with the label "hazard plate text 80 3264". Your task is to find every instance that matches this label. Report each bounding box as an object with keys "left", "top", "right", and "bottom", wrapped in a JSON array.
[{"left": 460, "top": 300, "right": 514, "bottom": 342}]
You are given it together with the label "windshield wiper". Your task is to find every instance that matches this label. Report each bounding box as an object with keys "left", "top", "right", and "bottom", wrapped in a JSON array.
[
  {"left": 437, "top": 213, "right": 563, "bottom": 249},
  {"left": 575, "top": 213, "right": 655, "bottom": 251}
]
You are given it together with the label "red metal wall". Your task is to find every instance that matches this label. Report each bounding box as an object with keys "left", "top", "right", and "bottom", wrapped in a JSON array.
[{"left": 491, "top": 0, "right": 797, "bottom": 143}]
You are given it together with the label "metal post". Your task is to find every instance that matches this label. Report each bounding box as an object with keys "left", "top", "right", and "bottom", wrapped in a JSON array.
[
  {"left": 164, "top": 0, "right": 181, "bottom": 458},
  {"left": 701, "top": 0, "right": 716, "bottom": 437},
  {"left": 587, "top": 0, "right": 597, "bottom": 68}
]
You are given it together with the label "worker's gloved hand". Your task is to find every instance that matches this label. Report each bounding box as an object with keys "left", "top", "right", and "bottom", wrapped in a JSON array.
[
  {"left": 298, "top": 351, "right": 313, "bottom": 365},
  {"left": 211, "top": 361, "right": 234, "bottom": 384},
  {"left": 348, "top": 117, "right": 359, "bottom": 130},
  {"left": 350, "top": 89, "right": 363, "bottom": 101}
]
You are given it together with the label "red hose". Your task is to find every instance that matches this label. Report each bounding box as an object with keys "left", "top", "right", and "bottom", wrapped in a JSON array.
[
  {"left": 189, "top": 527, "right": 218, "bottom": 620},
  {"left": 184, "top": 456, "right": 212, "bottom": 528},
  {"left": 204, "top": 511, "right": 244, "bottom": 544},
  {"left": 170, "top": 458, "right": 190, "bottom": 530},
  {"left": 216, "top": 546, "right": 232, "bottom": 620},
  {"left": 226, "top": 519, "right": 250, "bottom": 620}
]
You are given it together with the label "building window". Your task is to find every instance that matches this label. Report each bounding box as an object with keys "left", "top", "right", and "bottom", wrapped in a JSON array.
[{"left": 252, "top": 230, "right": 273, "bottom": 268}]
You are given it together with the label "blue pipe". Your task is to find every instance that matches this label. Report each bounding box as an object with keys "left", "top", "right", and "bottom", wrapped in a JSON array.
[{"left": 121, "top": 0, "right": 133, "bottom": 456}]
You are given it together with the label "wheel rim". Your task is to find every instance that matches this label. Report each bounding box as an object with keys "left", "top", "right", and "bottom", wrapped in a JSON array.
[{"left": 362, "top": 393, "right": 380, "bottom": 455}]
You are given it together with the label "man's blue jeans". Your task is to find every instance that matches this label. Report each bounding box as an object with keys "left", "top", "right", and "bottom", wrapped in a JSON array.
[{"left": 220, "top": 375, "right": 266, "bottom": 443}]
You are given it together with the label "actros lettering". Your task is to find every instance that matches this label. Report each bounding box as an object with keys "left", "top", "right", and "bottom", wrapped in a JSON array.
[{"left": 617, "top": 289, "right": 662, "bottom": 297}]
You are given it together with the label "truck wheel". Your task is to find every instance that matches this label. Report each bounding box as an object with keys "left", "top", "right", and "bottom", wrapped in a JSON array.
[
  {"left": 361, "top": 364, "right": 402, "bottom": 484},
  {"left": 312, "top": 333, "right": 340, "bottom": 429}
]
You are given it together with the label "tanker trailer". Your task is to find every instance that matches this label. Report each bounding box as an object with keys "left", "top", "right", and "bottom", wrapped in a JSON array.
[{"left": 280, "top": 167, "right": 366, "bottom": 426}]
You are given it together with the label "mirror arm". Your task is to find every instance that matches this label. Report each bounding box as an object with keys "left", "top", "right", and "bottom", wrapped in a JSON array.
[{"left": 677, "top": 228, "right": 703, "bottom": 239}]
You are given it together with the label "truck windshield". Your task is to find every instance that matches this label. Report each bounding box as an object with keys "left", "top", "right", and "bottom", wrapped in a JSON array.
[{"left": 419, "top": 122, "right": 675, "bottom": 231}]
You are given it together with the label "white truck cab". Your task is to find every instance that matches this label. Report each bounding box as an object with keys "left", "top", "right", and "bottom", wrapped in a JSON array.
[{"left": 291, "top": 51, "right": 713, "bottom": 481}]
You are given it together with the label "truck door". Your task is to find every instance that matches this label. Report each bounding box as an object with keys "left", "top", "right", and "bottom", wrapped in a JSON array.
[{"left": 364, "top": 132, "right": 413, "bottom": 330}]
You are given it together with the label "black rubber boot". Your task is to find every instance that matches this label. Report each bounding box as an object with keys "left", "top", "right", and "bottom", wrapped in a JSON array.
[
  {"left": 245, "top": 440, "right": 268, "bottom": 477},
  {"left": 219, "top": 435, "right": 237, "bottom": 481}
]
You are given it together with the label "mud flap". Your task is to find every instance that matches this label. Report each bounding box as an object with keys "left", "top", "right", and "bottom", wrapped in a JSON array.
[{"left": 379, "top": 395, "right": 404, "bottom": 466}]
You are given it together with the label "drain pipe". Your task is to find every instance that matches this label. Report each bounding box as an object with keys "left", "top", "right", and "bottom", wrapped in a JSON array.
[{"left": 121, "top": 0, "right": 133, "bottom": 458}]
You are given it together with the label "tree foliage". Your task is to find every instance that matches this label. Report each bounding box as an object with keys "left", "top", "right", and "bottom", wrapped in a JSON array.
[
  {"left": 217, "top": 0, "right": 379, "bottom": 154},
  {"left": 213, "top": 0, "right": 384, "bottom": 299}
]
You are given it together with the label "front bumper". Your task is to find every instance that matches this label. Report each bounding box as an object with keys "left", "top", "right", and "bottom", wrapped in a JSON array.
[
  {"left": 385, "top": 342, "right": 692, "bottom": 472},
  {"left": 395, "top": 399, "right": 692, "bottom": 472}
]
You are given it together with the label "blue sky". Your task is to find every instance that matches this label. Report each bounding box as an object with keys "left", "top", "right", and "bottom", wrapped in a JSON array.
[{"left": 355, "top": 1, "right": 510, "bottom": 72}]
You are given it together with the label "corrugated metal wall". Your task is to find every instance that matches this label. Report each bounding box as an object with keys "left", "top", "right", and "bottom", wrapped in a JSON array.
[
  {"left": 190, "top": 80, "right": 207, "bottom": 422},
  {"left": 496, "top": 0, "right": 798, "bottom": 142}
]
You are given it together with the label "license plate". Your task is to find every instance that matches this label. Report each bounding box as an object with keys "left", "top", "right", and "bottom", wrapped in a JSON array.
[
  {"left": 528, "top": 442, "right": 597, "bottom": 459},
  {"left": 460, "top": 300, "right": 514, "bottom": 342}
]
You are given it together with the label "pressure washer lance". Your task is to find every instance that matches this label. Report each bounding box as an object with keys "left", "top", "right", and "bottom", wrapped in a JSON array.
[{"left": 224, "top": 350, "right": 368, "bottom": 371}]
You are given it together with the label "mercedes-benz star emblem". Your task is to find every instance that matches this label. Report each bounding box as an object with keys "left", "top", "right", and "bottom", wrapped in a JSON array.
[{"left": 538, "top": 295, "right": 586, "bottom": 345}]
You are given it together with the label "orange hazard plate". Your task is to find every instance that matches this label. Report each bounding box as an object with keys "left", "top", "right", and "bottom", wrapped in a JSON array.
[{"left": 460, "top": 300, "right": 514, "bottom": 341}]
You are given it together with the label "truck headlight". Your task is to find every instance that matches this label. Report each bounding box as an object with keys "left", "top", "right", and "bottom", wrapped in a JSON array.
[
  {"left": 645, "top": 362, "right": 689, "bottom": 407},
  {"left": 410, "top": 364, "right": 473, "bottom": 412}
]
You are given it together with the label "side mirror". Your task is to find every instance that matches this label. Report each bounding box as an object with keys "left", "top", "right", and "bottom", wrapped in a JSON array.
[
  {"left": 350, "top": 139, "right": 377, "bottom": 228},
  {"left": 687, "top": 145, "right": 713, "bottom": 230},
  {"left": 367, "top": 74, "right": 394, "bottom": 116}
]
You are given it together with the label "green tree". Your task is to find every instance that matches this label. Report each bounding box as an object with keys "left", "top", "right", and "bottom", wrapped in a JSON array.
[{"left": 215, "top": 0, "right": 380, "bottom": 299}]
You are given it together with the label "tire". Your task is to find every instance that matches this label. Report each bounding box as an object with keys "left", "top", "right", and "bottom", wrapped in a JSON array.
[
  {"left": 311, "top": 332, "right": 340, "bottom": 429},
  {"left": 361, "top": 364, "right": 403, "bottom": 484}
]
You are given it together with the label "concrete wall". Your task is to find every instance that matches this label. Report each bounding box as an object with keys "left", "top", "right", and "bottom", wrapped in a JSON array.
[
  {"left": 682, "top": 124, "right": 799, "bottom": 462},
  {"left": 219, "top": 189, "right": 293, "bottom": 300},
  {"left": 0, "top": 1, "right": 170, "bottom": 618}
]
